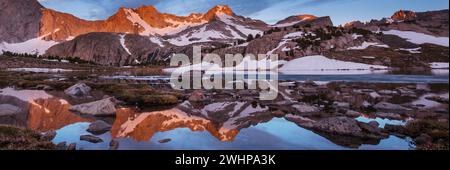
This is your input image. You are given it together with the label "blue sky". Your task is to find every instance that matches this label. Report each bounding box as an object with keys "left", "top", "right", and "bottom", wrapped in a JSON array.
[{"left": 37, "top": 0, "right": 449, "bottom": 25}]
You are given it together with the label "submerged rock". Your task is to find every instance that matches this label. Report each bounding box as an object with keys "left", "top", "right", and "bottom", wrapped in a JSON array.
[
  {"left": 64, "top": 83, "right": 91, "bottom": 97},
  {"left": 80, "top": 135, "right": 103, "bottom": 143},
  {"left": 109, "top": 140, "right": 119, "bottom": 150},
  {"left": 87, "top": 120, "right": 112, "bottom": 135},
  {"left": 158, "top": 139, "right": 172, "bottom": 143},
  {"left": 70, "top": 98, "right": 116, "bottom": 116}
]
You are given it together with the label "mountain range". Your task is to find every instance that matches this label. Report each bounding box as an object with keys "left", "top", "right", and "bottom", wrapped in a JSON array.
[{"left": 0, "top": 0, "right": 448, "bottom": 68}]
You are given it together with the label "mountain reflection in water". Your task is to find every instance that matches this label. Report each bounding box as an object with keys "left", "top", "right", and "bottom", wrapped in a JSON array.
[{"left": 1, "top": 88, "right": 414, "bottom": 150}]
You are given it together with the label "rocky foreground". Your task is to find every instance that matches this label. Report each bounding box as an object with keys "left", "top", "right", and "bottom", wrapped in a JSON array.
[{"left": 0, "top": 56, "right": 448, "bottom": 150}]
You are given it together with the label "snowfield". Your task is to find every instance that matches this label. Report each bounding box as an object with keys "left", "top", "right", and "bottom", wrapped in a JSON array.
[
  {"left": 279, "top": 55, "right": 389, "bottom": 75},
  {"left": 124, "top": 9, "right": 206, "bottom": 36},
  {"left": 347, "top": 41, "right": 389, "bottom": 50},
  {"left": 0, "top": 38, "right": 58, "bottom": 55},
  {"left": 164, "top": 55, "right": 389, "bottom": 75},
  {"left": 382, "top": 30, "right": 449, "bottom": 47},
  {"left": 168, "top": 25, "right": 230, "bottom": 46},
  {"left": 218, "top": 14, "right": 263, "bottom": 37},
  {"left": 430, "top": 62, "right": 449, "bottom": 69},
  {"left": 163, "top": 56, "right": 285, "bottom": 74}
]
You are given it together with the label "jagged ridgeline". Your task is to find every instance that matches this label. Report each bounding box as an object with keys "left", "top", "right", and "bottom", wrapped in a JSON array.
[{"left": 0, "top": 0, "right": 448, "bottom": 67}]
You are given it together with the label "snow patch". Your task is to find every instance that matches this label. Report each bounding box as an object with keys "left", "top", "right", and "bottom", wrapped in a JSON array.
[
  {"left": 7, "top": 68, "right": 73, "bottom": 73},
  {"left": 149, "top": 37, "right": 165, "bottom": 47},
  {"left": 279, "top": 55, "right": 388, "bottom": 75},
  {"left": 430, "top": 62, "right": 449, "bottom": 69},
  {"left": 347, "top": 41, "right": 389, "bottom": 50},
  {"left": 383, "top": 30, "right": 449, "bottom": 47},
  {"left": 218, "top": 14, "right": 262, "bottom": 37},
  {"left": 119, "top": 34, "right": 131, "bottom": 55}
]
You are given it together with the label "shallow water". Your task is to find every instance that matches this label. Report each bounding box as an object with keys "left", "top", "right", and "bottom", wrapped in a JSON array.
[
  {"left": 52, "top": 118, "right": 415, "bottom": 150},
  {"left": 355, "top": 116, "right": 409, "bottom": 128},
  {"left": 102, "top": 72, "right": 449, "bottom": 84}
]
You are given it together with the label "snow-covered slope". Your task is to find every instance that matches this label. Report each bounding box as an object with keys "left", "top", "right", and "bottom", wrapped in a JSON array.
[
  {"left": 0, "top": 38, "right": 58, "bottom": 55},
  {"left": 167, "top": 12, "right": 265, "bottom": 46},
  {"left": 279, "top": 55, "right": 388, "bottom": 75},
  {"left": 383, "top": 30, "right": 449, "bottom": 47}
]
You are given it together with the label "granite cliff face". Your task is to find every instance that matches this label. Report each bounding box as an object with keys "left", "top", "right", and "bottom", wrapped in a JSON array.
[
  {"left": 39, "top": 5, "right": 246, "bottom": 41},
  {"left": 391, "top": 10, "right": 417, "bottom": 21},
  {"left": 0, "top": 0, "right": 43, "bottom": 43},
  {"left": 1, "top": 0, "right": 448, "bottom": 68}
]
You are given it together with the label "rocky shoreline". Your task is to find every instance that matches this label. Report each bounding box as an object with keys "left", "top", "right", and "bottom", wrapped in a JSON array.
[{"left": 0, "top": 55, "right": 448, "bottom": 150}]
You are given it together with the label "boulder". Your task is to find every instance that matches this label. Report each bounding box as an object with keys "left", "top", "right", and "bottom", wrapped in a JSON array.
[
  {"left": 80, "top": 135, "right": 103, "bottom": 143},
  {"left": 70, "top": 97, "right": 116, "bottom": 116},
  {"left": 368, "top": 121, "right": 380, "bottom": 128},
  {"left": 41, "top": 130, "right": 57, "bottom": 141},
  {"left": 188, "top": 90, "right": 208, "bottom": 102},
  {"left": 345, "top": 110, "right": 361, "bottom": 117},
  {"left": 109, "top": 140, "right": 119, "bottom": 150},
  {"left": 374, "top": 102, "right": 412, "bottom": 112},
  {"left": 0, "top": 104, "right": 21, "bottom": 117},
  {"left": 358, "top": 122, "right": 381, "bottom": 134},
  {"left": 67, "top": 143, "right": 77, "bottom": 150},
  {"left": 333, "top": 102, "right": 350, "bottom": 109},
  {"left": 158, "top": 139, "right": 172, "bottom": 143},
  {"left": 414, "top": 133, "right": 432, "bottom": 145},
  {"left": 312, "top": 117, "right": 363, "bottom": 136},
  {"left": 292, "top": 103, "right": 319, "bottom": 113},
  {"left": 87, "top": 120, "right": 112, "bottom": 135},
  {"left": 375, "top": 112, "right": 402, "bottom": 120},
  {"left": 64, "top": 83, "right": 91, "bottom": 97},
  {"left": 56, "top": 142, "right": 67, "bottom": 150}
]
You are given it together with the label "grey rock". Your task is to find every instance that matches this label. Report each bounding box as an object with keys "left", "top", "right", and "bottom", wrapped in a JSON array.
[
  {"left": 368, "top": 121, "right": 380, "bottom": 128},
  {"left": 292, "top": 103, "right": 319, "bottom": 113},
  {"left": 345, "top": 110, "right": 361, "bottom": 117},
  {"left": 414, "top": 133, "right": 432, "bottom": 145},
  {"left": 109, "top": 140, "right": 119, "bottom": 150},
  {"left": 358, "top": 122, "right": 381, "bottom": 134},
  {"left": 0, "top": 104, "right": 21, "bottom": 117},
  {"left": 189, "top": 90, "right": 208, "bottom": 102},
  {"left": 41, "top": 130, "right": 57, "bottom": 141},
  {"left": 70, "top": 97, "right": 116, "bottom": 116},
  {"left": 80, "top": 135, "right": 103, "bottom": 143},
  {"left": 87, "top": 120, "right": 112, "bottom": 135},
  {"left": 313, "top": 117, "right": 363, "bottom": 136},
  {"left": 374, "top": 102, "right": 412, "bottom": 112},
  {"left": 67, "top": 143, "right": 77, "bottom": 150},
  {"left": 0, "top": 0, "right": 43, "bottom": 43},
  {"left": 375, "top": 112, "right": 402, "bottom": 120},
  {"left": 64, "top": 83, "right": 91, "bottom": 97},
  {"left": 158, "top": 138, "right": 172, "bottom": 143},
  {"left": 56, "top": 142, "right": 67, "bottom": 150}
]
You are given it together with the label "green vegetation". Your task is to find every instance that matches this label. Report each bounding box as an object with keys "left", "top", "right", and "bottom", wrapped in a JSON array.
[
  {"left": 0, "top": 125, "right": 56, "bottom": 150},
  {"left": 99, "top": 83, "right": 181, "bottom": 107}
]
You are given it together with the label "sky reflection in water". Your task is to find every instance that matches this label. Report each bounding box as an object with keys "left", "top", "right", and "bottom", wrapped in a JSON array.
[{"left": 53, "top": 118, "right": 414, "bottom": 150}]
